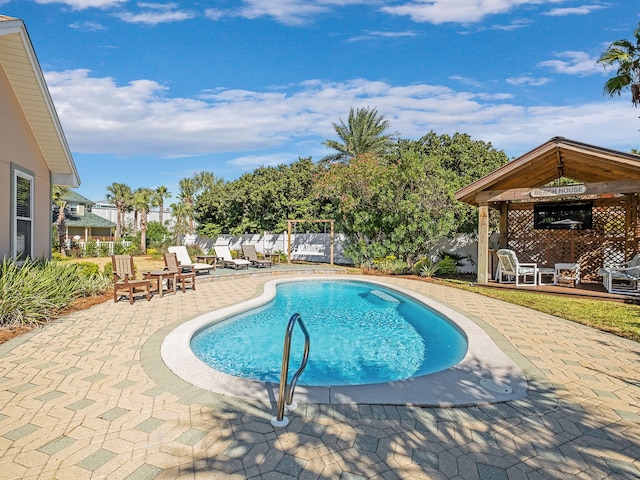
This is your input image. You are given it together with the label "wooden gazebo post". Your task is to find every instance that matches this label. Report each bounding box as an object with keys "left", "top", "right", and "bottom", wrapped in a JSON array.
[{"left": 477, "top": 203, "right": 490, "bottom": 284}]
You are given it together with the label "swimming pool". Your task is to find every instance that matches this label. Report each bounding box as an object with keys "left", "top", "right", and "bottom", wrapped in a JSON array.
[
  {"left": 161, "top": 276, "right": 528, "bottom": 406},
  {"left": 190, "top": 280, "right": 467, "bottom": 386}
]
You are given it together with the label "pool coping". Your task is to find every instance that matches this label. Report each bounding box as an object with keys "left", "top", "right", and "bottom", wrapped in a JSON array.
[{"left": 161, "top": 276, "right": 528, "bottom": 407}]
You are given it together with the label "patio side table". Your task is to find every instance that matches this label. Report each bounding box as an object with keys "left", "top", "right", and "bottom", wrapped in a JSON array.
[
  {"left": 143, "top": 269, "right": 177, "bottom": 297},
  {"left": 537, "top": 267, "right": 557, "bottom": 286},
  {"left": 555, "top": 263, "right": 580, "bottom": 287}
]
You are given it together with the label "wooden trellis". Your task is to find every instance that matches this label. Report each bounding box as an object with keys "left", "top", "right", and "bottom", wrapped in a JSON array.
[{"left": 505, "top": 197, "right": 633, "bottom": 281}]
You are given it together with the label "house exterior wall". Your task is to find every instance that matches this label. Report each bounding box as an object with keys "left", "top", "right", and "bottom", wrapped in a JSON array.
[{"left": 0, "top": 67, "right": 52, "bottom": 259}]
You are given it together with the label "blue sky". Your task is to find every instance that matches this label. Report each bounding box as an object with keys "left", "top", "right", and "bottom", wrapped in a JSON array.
[{"left": 4, "top": 0, "right": 640, "bottom": 202}]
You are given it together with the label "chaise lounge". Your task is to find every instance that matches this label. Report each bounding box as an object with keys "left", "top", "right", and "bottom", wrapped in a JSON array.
[
  {"left": 168, "top": 246, "right": 216, "bottom": 275},
  {"left": 214, "top": 243, "right": 251, "bottom": 270},
  {"left": 241, "top": 244, "right": 272, "bottom": 268}
]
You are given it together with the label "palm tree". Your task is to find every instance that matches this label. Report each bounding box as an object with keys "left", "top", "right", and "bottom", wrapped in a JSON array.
[
  {"left": 154, "top": 185, "right": 171, "bottom": 226},
  {"left": 194, "top": 171, "right": 216, "bottom": 191},
  {"left": 170, "top": 202, "right": 189, "bottom": 245},
  {"left": 106, "top": 183, "right": 132, "bottom": 239},
  {"left": 323, "top": 107, "right": 394, "bottom": 163},
  {"left": 132, "top": 188, "right": 154, "bottom": 254},
  {"left": 52, "top": 186, "right": 69, "bottom": 256},
  {"left": 178, "top": 177, "right": 197, "bottom": 234},
  {"left": 598, "top": 22, "right": 640, "bottom": 106}
]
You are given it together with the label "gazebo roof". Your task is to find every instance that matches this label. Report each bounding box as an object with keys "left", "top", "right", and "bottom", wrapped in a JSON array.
[{"left": 455, "top": 137, "right": 640, "bottom": 206}]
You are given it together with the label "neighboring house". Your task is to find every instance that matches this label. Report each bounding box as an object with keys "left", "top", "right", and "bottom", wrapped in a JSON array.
[
  {"left": 0, "top": 15, "right": 80, "bottom": 260},
  {"left": 93, "top": 200, "right": 175, "bottom": 231},
  {"left": 55, "top": 190, "right": 116, "bottom": 242}
]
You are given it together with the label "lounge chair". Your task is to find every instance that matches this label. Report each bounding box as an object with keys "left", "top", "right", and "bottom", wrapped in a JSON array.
[
  {"left": 598, "top": 253, "right": 640, "bottom": 295},
  {"left": 496, "top": 249, "right": 538, "bottom": 286},
  {"left": 241, "top": 244, "right": 272, "bottom": 268},
  {"left": 112, "top": 255, "right": 151, "bottom": 304},
  {"left": 163, "top": 252, "right": 196, "bottom": 292},
  {"left": 167, "top": 246, "right": 215, "bottom": 275},
  {"left": 213, "top": 243, "right": 251, "bottom": 270}
]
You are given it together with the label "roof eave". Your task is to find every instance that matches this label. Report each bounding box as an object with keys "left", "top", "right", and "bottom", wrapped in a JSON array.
[{"left": 0, "top": 17, "right": 80, "bottom": 187}]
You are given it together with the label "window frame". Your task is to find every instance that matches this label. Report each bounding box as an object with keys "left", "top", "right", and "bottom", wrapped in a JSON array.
[{"left": 11, "top": 164, "right": 34, "bottom": 261}]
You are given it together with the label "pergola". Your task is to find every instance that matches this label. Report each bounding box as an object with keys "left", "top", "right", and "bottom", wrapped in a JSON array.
[{"left": 455, "top": 137, "right": 640, "bottom": 284}]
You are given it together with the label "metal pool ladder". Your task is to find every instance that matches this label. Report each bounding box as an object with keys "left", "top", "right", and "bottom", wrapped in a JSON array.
[{"left": 271, "top": 313, "right": 310, "bottom": 428}]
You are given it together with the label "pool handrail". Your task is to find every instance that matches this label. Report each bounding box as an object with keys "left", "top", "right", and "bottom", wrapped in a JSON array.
[{"left": 271, "top": 313, "right": 310, "bottom": 428}]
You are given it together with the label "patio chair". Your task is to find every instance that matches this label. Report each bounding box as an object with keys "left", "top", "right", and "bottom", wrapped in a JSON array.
[
  {"left": 213, "top": 243, "right": 251, "bottom": 270},
  {"left": 241, "top": 244, "right": 272, "bottom": 268},
  {"left": 112, "top": 255, "right": 151, "bottom": 304},
  {"left": 163, "top": 252, "right": 196, "bottom": 292},
  {"left": 167, "top": 246, "right": 215, "bottom": 275},
  {"left": 598, "top": 253, "right": 640, "bottom": 295},
  {"left": 496, "top": 249, "right": 538, "bottom": 286}
]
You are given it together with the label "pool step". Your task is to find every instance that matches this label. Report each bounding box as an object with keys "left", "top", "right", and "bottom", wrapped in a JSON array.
[{"left": 369, "top": 289, "right": 400, "bottom": 303}]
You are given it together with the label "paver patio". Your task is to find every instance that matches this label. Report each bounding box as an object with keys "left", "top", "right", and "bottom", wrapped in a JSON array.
[{"left": 0, "top": 267, "right": 639, "bottom": 479}]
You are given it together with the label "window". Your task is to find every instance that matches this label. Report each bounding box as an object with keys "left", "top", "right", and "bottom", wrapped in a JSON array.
[{"left": 13, "top": 169, "right": 33, "bottom": 260}]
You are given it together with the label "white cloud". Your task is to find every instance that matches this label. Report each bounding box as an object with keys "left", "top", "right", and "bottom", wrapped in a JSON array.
[
  {"left": 538, "top": 51, "right": 601, "bottom": 76},
  {"left": 34, "top": 0, "right": 126, "bottom": 9},
  {"left": 230, "top": 0, "right": 373, "bottom": 25},
  {"left": 204, "top": 9, "right": 226, "bottom": 21},
  {"left": 380, "top": 0, "right": 561, "bottom": 25},
  {"left": 116, "top": 3, "right": 195, "bottom": 24},
  {"left": 227, "top": 153, "right": 295, "bottom": 169},
  {"left": 45, "top": 69, "right": 638, "bottom": 162},
  {"left": 506, "top": 76, "right": 551, "bottom": 86},
  {"left": 69, "top": 21, "right": 107, "bottom": 31},
  {"left": 347, "top": 30, "right": 416, "bottom": 42},
  {"left": 545, "top": 5, "right": 607, "bottom": 16}
]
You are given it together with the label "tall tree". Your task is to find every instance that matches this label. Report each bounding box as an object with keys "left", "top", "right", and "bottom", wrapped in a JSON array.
[
  {"left": 132, "top": 188, "right": 154, "bottom": 253},
  {"left": 598, "top": 22, "right": 640, "bottom": 106},
  {"left": 105, "top": 183, "right": 132, "bottom": 239},
  {"left": 323, "top": 107, "right": 394, "bottom": 163},
  {"left": 52, "top": 186, "right": 69, "bottom": 256},
  {"left": 170, "top": 202, "right": 189, "bottom": 245},
  {"left": 178, "top": 177, "right": 197, "bottom": 234},
  {"left": 154, "top": 185, "right": 171, "bottom": 226},
  {"left": 315, "top": 132, "right": 509, "bottom": 265}
]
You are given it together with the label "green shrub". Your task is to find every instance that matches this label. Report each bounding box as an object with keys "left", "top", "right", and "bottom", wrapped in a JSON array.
[
  {"left": 373, "top": 256, "right": 409, "bottom": 275},
  {"left": 113, "top": 242, "right": 124, "bottom": 255},
  {"left": 103, "top": 262, "right": 113, "bottom": 278},
  {"left": 124, "top": 244, "right": 142, "bottom": 256},
  {"left": 412, "top": 256, "right": 433, "bottom": 275},
  {"left": 97, "top": 243, "right": 110, "bottom": 257},
  {"left": 74, "top": 261, "right": 101, "bottom": 277},
  {"left": 436, "top": 256, "right": 458, "bottom": 276},
  {"left": 186, "top": 244, "right": 203, "bottom": 259},
  {"left": 84, "top": 240, "right": 98, "bottom": 257}
]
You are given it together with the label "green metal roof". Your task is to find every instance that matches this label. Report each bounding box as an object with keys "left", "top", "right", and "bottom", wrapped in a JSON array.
[
  {"left": 64, "top": 211, "right": 116, "bottom": 229},
  {"left": 62, "top": 190, "right": 95, "bottom": 205}
]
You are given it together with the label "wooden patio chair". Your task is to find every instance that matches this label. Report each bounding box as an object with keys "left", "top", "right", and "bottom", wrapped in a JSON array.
[
  {"left": 496, "top": 249, "right": 538, "bottom": 286},
  {"left": 241, "top": 244, "right": 272, "bottom": 268},
  {"left": 163, "top": 252, "right": 196, "bottom": 292},
  {"left": 112, "top": 255, "right": 151, "bottom": 304}
]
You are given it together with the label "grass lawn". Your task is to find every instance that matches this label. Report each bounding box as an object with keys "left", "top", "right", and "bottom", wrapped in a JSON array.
[{"left": 440, "top": 279, "right": 640, "bottom": 343}]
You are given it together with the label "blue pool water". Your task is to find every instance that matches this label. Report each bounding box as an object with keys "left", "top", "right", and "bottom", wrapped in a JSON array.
[{"left": 191, "top": 280, "right": 468, "bottom": 386}]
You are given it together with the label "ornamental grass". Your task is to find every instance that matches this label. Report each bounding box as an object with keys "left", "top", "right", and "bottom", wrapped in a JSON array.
[{"left": 0, "top": 258, "right": 111, "bottom": 327}]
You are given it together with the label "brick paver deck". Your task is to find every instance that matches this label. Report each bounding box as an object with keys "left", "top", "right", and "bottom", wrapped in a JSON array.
[{"left": 1, "top": 270, "right": 639, "bottom": 479}]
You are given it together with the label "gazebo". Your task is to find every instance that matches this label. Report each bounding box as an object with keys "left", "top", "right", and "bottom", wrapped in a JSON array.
[{"left": 455, "top": 137, "right": 640, "bottom": 285}]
